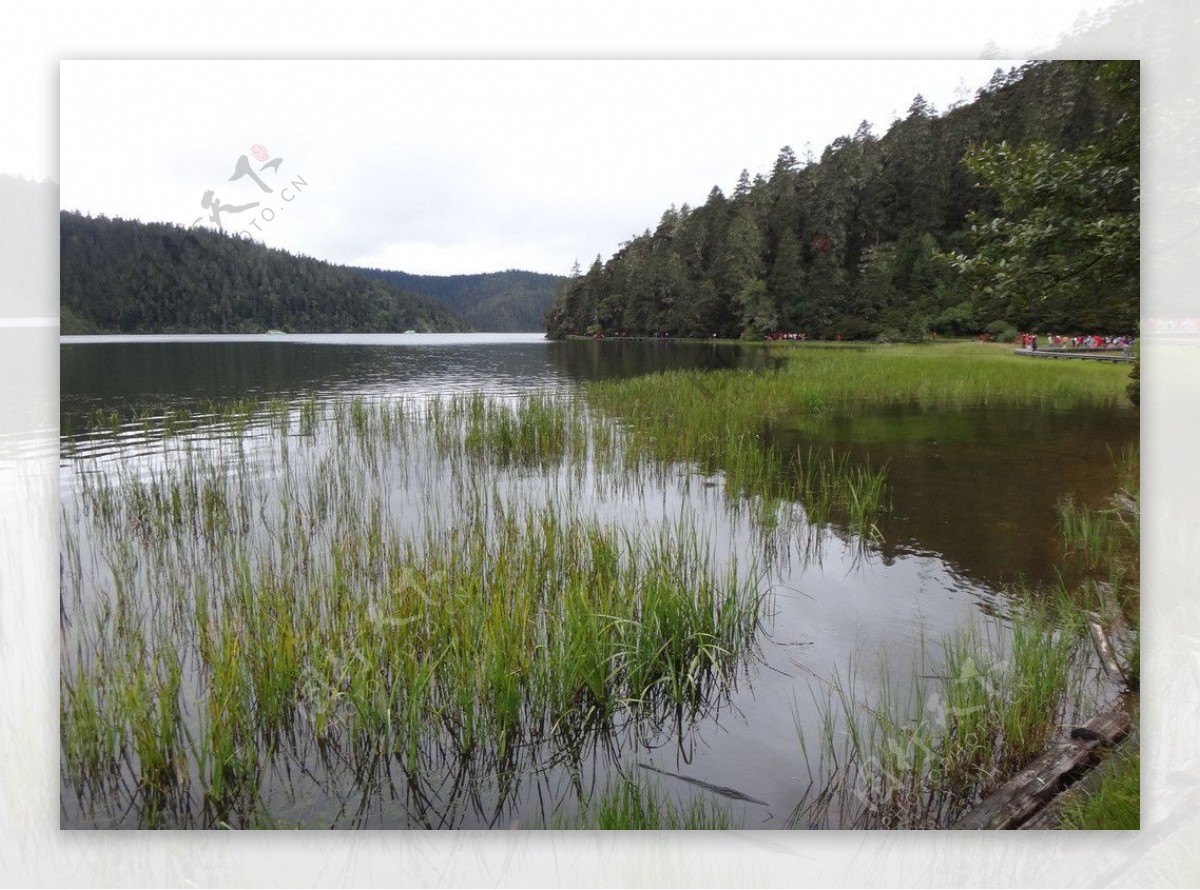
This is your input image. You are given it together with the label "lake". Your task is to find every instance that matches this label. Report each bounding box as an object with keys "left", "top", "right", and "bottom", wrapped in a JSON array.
[{"left": 59, "top": 333, "right": 1138, "bottom": 829}]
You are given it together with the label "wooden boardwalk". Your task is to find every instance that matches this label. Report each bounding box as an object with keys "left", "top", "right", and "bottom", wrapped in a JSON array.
[
  {"left": 1014, "top": 348, "right": 1135, "bottom": 364},
  {"left": 952, "top": 711, "right": 1132, "bottom": 830}
]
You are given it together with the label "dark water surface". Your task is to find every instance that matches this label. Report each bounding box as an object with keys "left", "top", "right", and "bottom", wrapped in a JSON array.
[
  {"left": 60, "top": 333, "right": 776, "bottom": 423},
  {"left": 59, "top": 334, "right": 1138, "bottom": 829},
  {"left": 774, "top": 402, "right": 1135, "bottom": 587}
]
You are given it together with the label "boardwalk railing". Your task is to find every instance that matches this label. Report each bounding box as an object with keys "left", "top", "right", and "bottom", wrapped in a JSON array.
[{"left": 1013, "top": 347, "right": 1135, "bottom": 364}]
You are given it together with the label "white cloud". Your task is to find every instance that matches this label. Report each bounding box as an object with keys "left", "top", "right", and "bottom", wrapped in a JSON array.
[{"left": 61, "top": 59, "right": 1020, "bottom": 275}]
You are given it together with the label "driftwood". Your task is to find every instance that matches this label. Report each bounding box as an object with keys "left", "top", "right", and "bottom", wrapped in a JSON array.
[
  {"left": 1018, "top": 799, "right": 1066, "bottom": 829},
  {"left": 952, "top": 711, "right": 1132, "bottom": 830},
  {"left": 1086, "top": 614, "right": 1126, "bottom": 682}
]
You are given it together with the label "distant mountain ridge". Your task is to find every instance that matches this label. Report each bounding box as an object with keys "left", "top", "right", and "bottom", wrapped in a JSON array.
[
  {"left": 353, "top": 267, "right": 563, "bottom": 332},
  {"left": 59, "top": 212, "right": 469, "bottom": 335}
]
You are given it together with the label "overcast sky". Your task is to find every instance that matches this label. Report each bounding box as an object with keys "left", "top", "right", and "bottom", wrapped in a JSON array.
[{"left": 61, "top": 60, "right": 1023, "bottom": 277}]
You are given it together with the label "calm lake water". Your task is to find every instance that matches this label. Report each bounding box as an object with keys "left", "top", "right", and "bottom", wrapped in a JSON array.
[{"left": 59, "top": 333, "right": 1138, "bottom": 829}]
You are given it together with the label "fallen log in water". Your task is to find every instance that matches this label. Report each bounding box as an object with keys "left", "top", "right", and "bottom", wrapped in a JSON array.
[
  {"left": 1086, "top": 613, "right": 1127, "bottom": 683},
  {"left": 952, "top": 711, "right": 1132, "bottom": 830}
]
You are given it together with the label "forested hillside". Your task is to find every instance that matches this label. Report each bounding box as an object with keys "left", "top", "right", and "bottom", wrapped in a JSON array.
[
  {"left": 60, "top": 213, "right": 468, "bottom": 335},
  {"left": 544, "top": 60, "right": 1138, "bottom": 341},
  {"left": 354, "top": 267, "right": 562, "bottom": 332}
]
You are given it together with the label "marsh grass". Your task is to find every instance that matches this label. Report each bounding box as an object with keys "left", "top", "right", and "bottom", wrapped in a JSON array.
[
  {"left": 60, "top": 392, "right": 765, "bottom": 827},
  {"left": 1056, "top": 446, "right": 1140, "bottom": 626},
  {"left": 554, "top": 771, "right": 734, "bottom": 829},
  {"left": 1057, "top": 494, "right": 1120, "bottom": 571},
  {"left": 426, "top": 391, "right": 592, "bottom": 471},
  {"left": 793, "top": 599, "right": 1090, "bottom": 829},
  {"left": 587, "top": 342, "right": 1130, "bottom": 432},
  {"left": 587, "top": 397, "right": 891, "bottom": 541},
  {"left": 794, "top": 442, "right": 1139, "bottom": 829},
  {"left": 586, "top": 342, "right": 1128, "bottom": 543},
  {"left": 791, "top": 447, "right": 890, "bottom": 539}
]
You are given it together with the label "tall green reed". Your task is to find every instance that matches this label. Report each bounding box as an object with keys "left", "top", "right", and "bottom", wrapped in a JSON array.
[
  {"left": 793, "top": 599, "right": 1089, "bottom": 829},
  {"left": 60, "top": 392, "right": 767, "bottom": 827}
]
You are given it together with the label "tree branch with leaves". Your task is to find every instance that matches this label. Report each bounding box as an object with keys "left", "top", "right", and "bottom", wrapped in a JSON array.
[{"left": 941, "top": 139, "right": 1138, "bottom": 333}]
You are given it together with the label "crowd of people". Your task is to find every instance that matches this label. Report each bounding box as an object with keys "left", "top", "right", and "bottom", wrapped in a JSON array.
[
  {"left": 1019, "top": 333, "right": 1134, "bottom": 351},
  {"left": 765, "top": 332, "right": 810, "bottom": 341}
]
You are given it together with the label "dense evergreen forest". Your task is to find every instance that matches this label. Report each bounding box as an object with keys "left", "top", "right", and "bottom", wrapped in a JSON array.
[
  {"left": 544, "top": 60, "right": 1139, "bottom": 342},
  {"left": 60, "top": 213, "right": 468, "bottom": 335},
  {"left": 353, "top": 267, "right": 562, "bottom": 332}
]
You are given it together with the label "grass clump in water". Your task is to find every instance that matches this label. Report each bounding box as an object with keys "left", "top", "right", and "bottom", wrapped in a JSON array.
[
  {"left": 426, "top": 391, "right": 590, "bottom": 471},
  {"left": 1057, "top": 446, "right": 1139, "bottom": 588},
  {"left": 1054, "top": 446, "right": 1139, "bottom": 692},
  {"left": 794, "top": 600, "right": 1090, "bottom": 829},
  {"left": 551, "top": 773, "right": 733, "bottom": 830},
  {"left": 59, "top": 394, "right": 766, "bottom": 827},
  {"left": 795, "top": 445, "right": 1139, "bottom": 829}
]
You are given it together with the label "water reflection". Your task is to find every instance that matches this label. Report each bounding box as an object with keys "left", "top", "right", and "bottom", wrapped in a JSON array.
[
  {"left": 770, "top": 402, "right": 1137, "bottom": 587},
  {"left": 60, "top": 334, "right": 561, "bottom": 427},
  {"left": 547, "top": 337, "right": 787, "bottom": 382}
]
